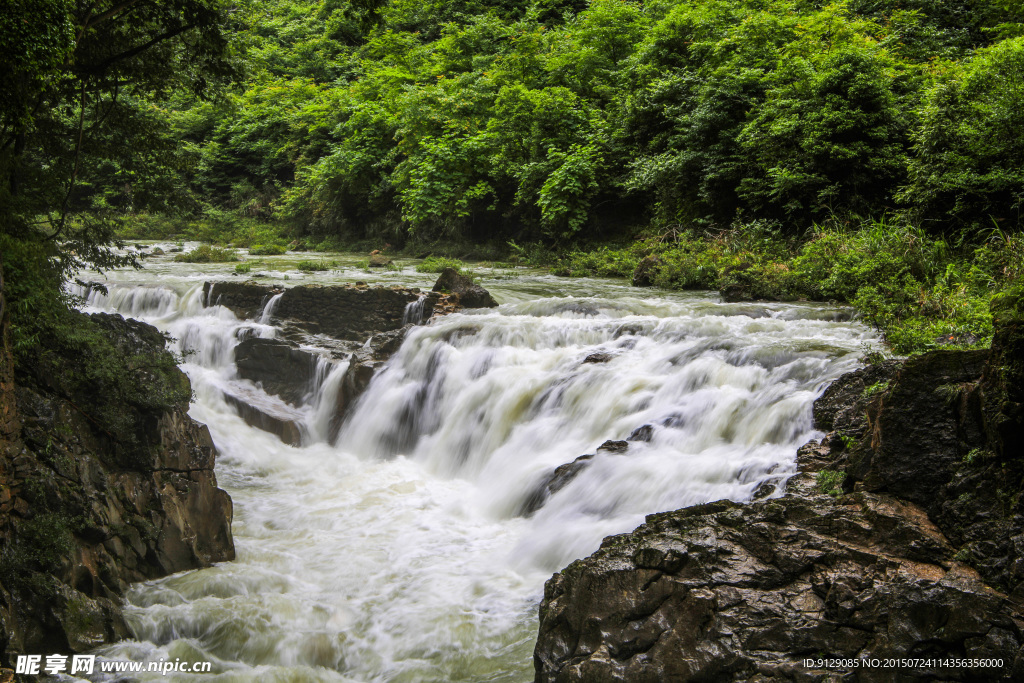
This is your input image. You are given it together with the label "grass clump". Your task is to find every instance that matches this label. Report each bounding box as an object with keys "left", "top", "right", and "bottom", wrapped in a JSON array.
[
  {"left": 816, "top": 469, "right": 847, "bottom": 497},
  {"left": 249, "top": 244, "right": 287, "bottom": 256},
  {"left": 297, "top": 259, "right": 334, "bottom": 272},
  {"left": 416, "top": 256, "right": 467, "bottom": 273},
  {"left": 234, "top": 262, "right": 252, "bottom": 274},
  {"left": 173, "top": 244, "right": 238, "bottom": 263}
]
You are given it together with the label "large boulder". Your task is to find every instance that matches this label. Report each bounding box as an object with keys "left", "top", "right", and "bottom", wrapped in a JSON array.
[
  {"left": 535, "top": 473, "right": 1024, "bottom": 682},
  {"left": 234, "top": 337, "right": 320, "bottom": 405},
  {"left": 222, "top": 387, "right": 304, "bottom": 446},
  {"left": 432, "top": 268, "right": 498, "bottom": 309}
]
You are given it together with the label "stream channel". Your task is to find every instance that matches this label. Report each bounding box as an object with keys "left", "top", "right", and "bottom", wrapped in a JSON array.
[{"left": 73, "top": 245, "right": 877, "bottom": 682}]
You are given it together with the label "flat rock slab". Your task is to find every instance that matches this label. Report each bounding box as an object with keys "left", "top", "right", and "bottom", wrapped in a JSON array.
[
  {"left": 222, "top": 384, "right": 305, "bottom": 446},
  {"left": 203, "top": 281, "right": 438, "bottom": 341}
]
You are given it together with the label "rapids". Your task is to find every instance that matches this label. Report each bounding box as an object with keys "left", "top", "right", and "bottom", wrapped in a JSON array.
[{"left": 72, "top": 247, "right": 878, "bottom": 682}]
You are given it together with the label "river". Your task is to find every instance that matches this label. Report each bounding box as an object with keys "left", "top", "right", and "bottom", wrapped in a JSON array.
[{"left": 73, "top": 245, "right": 877, "bottom": 682}]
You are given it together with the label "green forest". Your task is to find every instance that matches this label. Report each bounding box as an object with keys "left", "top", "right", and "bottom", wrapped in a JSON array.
[{"left": 3, "top": 0, "right": 1024, "bottom": 353}]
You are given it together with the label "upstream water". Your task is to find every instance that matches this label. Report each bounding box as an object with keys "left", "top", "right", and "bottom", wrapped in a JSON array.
[{"left": 74, "top": 246, "right": 877, "bottom": 682}]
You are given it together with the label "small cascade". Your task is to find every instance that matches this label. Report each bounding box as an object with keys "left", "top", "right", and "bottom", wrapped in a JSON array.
[
  {"left": 259, "top": 291, "right": 285, "bottom": 324},
  {"left": 304, "top": 355, "right": 351, "bottom": 443},
  {"left": 402, "top": 294, "right": 428, "bottom": 325},
  {"left": 74, "top": 282, "right": 180, "bottom": 319}
]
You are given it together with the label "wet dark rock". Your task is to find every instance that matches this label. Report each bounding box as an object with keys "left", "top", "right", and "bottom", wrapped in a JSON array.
[
  {"left": 520, "top": 454, "right": 595, "bottom": 516},
  {"left": 535, "top": 473, "right": 1024, "bottom": 682},
  {"left": 631, "top": 255, "right": 660, "bottom": 287},
  {"left": 274, "top": 284, "right": 436, "bottom": 341},
  {"left": 222, "top": 388, "right": 303, "bottom": 446},
  {"left": 431, "top": 268, "right": 498, "bottom": 309},
  {"left": 627, "top": 425, "right": 654, "bottom": 442},
  {"left": 582, "top": 352, "right": 613, "bottom": 364},
  {"left": 522, "top": 440, "right": 639, "bottom": 516},
  {"left": 204, "top": 281, "right": 438, "bottom": 341},
  {"left": 0, "top": 298, "right": 233, "bottom": 659},
  {"left": 203, "top": 280, "right": 281, "bottom": 320},
  {"left": 812, "top": 359, "right": 901, "bottom": 434},
  {"left": 597, "top": 440, "right": 628, "bottom": 453},
  {"left": 849, "top": 350, "right": 989, "bottom": 506},
  {"left": 235, "top": 337, "right": 321, "bottom": 406}
]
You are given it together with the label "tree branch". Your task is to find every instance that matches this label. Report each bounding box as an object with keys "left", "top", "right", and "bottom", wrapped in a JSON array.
[
  {"left": 46, "top": 83, "right": 88, "bottom": 242},
  {"left": 82, "top": 0, "right": 143, "bottom": 32},
  {"left": 79, "top": 23, "right": 199, "bottom": 76}
]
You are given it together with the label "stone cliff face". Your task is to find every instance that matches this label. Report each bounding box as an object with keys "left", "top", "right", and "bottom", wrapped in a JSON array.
[
  {"left": 534, "top": 298, "right": 1024, "bottom": 682},
  {"left": 0, "top": 267, "right": 233, "bottom": 664}
]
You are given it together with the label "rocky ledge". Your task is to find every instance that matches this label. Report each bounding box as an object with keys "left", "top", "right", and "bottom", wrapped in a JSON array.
[
  {"left": 203, "top": 280, "right": 439, "bottom": 340},
  {"left": 534, "top": 293, "right": 1024, "bottom": 682},
  {"left": 209, "top": 270, "right": 498, "bottom": 445},
  {"left": 1, "top": 270, "right": 233, "bottom": 662}
]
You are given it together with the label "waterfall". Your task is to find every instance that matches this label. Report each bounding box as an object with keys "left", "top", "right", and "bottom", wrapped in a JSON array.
[
  {"left": 402, "top": 294, "right": 428, "bottom": 325},
  {"left": 74, "top": 269, "right": 876, "bottom": 682},
  {"left": 259, "top": 291, "right": 285, "bottom": 324}
]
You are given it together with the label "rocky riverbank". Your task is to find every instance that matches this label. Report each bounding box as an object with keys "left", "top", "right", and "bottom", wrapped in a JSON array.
[
  {"left": 0, "top": 268, "right": 234, "bottom": 664},
  {"left": 534, "top": 293, "right": 1024, "bottom": 681}
]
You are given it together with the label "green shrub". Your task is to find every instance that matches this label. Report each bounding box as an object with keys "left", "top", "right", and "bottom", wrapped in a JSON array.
[
  {"left": 172, "top": 244, "right": 239, "bottom": 263},
  {"left": 234, "top": 262, "right": 252, "bottom": 274},
  {"left": 551, "top": 247, "right": 641, "bottom": 278},
  {"left": 249, "top": 244, "right": 287, "bottom": 256},
  {"left": 816, "top": 469, "right": 847, "bottom": 497},
  {"left": 297, "top": 259, "right": 334, "bottom": 272}
]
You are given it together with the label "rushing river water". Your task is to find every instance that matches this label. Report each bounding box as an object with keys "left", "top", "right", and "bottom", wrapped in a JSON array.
[{"left": 72, "top": 245, "right": 878, "bottom": 682}]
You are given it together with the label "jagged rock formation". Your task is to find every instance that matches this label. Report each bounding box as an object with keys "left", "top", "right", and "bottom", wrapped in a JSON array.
[
  {"left": 534, "top": 296, "right": 1024, "bottom": 682},
  {"left": 0, "top": 267, "right": 233, "bottom": 663}
]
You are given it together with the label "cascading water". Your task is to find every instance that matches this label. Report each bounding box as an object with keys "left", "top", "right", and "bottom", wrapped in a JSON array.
[{"left": 70, "top": 261, "right": 877, "bottom": 682}]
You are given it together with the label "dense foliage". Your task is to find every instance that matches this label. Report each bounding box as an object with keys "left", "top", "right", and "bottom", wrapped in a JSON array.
[
  {"left": 4, "top": 1, "right": 1024, "bottom": 355},
  {"left": 117, "top": 0, "right": 1024, "bottom": 245}
]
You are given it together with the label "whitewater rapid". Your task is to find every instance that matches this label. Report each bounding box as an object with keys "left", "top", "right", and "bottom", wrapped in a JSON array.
[{"left": 72, "top": 256, "right": 877, "bottom": 682}]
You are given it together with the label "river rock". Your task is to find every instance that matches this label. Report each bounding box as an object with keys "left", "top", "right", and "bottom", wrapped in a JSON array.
[
  {"left": 0, "top": 300, "right": 233, "bottom": 659},
  {"left": 432, "top": 268, "right": 498, "bottom": 309},
  {"left": 521, "top": 441, "right": 634, "bottom": 516},
  {"left": 203, "top": 280, "right": 281, "bottom": 319},
  {"left": 222, "top": 388, "right": 304, "bottom": 446},
  {"left": 534, "top": 472, "right": 1024, "bottom": 682},
  {"left": 234, "top": 337, "right": 320, "bottom": 405},
  {"left": 520, "top": 454, "right": 596, "bottom": 516}
]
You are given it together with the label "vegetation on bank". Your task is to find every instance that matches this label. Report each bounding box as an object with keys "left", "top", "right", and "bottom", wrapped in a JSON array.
[
  {"left": 4, "top": 1, "right": 1024, "bottom": 361},
  {"left": 554, "top": 222, "right": 1024, "bottom": 354}
]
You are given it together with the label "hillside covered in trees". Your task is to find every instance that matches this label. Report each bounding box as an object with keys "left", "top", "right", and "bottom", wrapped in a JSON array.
[
  {"left": 3, "top": 0, "right": 1024, "bottom": 353},
  {"left": 104, "top": 0, "right": 1024, "bottom": 242}
]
